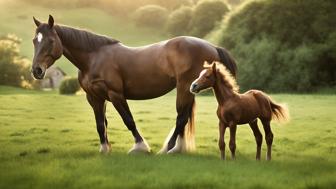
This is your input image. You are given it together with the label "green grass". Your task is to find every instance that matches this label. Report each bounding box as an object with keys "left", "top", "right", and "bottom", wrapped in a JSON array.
[
  {"left": 0, "top": 0, "right": 167, "bottom": 76},
  {"left": 0, "top": 86, "right": 335, "bottom": 189}
]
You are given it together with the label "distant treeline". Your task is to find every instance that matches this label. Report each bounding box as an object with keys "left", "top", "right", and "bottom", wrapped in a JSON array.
[{"left": 212, "top": 0, "right": 336, "bottom": 92}]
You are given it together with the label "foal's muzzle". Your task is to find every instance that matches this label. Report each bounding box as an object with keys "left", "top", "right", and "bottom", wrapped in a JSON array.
[{"left": 190, "top": 83, "right": 200, "bottom": 93}]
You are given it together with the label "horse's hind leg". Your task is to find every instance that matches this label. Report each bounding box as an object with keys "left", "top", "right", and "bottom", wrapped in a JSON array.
[
  {"left": 249, "top": 119, "right": 263, "bottom": 160},
  {"left": 261, "top": 119, "right": 273, "bottom": 160},
  {"left": 160, "top": 84, "right": 195, "bottom": 154},
  {"left": 229, "top": 124, "right": 237, "bottom": 160},
  {"left": 108, "top": 91, "right": 150, "bottom": 154},
  {"left": 87, "top": 94, "right": 111, "bottom": 153}
]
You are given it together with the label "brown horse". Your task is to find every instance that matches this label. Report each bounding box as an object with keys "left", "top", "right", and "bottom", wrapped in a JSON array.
[
  {"left": 31, "top": 15, "right": 237, "bottom": 154},
  {"left": 190, "top": 61, "right": 288, "bottom": 160}
]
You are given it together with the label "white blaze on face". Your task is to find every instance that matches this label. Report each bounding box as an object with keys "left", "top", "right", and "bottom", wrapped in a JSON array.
[
  {"left": 37, "top": 32, "right": 43, "bottom": 43},
  {"left": 199, "top": 69, "right": 207, "bottom": 78}
]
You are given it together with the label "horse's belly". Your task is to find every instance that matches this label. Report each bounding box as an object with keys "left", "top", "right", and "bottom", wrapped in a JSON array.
[{"left": 123, "top": 75, "right": 176, "bottom": 100}]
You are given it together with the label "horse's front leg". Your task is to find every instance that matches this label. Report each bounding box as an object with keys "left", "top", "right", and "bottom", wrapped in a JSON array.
[
  {"left": 108, "top": 91, "right": 150, "bottom": 154},
  {"left": 86, "top": 94, "right": 111, "bottom": 153}
]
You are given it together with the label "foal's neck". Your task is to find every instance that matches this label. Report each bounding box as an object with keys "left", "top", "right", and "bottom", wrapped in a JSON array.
[{"left": 213, "top": 79, "right": 238, "bottom": 105}]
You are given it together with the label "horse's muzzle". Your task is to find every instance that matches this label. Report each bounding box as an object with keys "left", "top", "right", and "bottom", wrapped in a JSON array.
[{"left": 31, "top": 67, "right": 45, "bottom": 79}]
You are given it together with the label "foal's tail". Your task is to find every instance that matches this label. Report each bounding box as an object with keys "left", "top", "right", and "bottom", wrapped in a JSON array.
[{"left": 269, "top": 99, "right": 290, "bottom": 123}]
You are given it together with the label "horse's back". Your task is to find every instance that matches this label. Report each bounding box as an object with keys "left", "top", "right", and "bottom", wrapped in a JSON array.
[{"left": 164, "top": 36, "right": 219, "bottom": 79}]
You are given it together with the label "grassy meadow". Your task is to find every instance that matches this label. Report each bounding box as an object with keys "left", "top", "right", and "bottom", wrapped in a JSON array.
[{"left": 0, "top": 86, "right": 335, "bottom": 189}]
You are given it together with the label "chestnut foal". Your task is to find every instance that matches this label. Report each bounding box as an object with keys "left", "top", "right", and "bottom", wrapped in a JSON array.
[{"left": 190, "top": 61, "right": 289, "bottom": 160}]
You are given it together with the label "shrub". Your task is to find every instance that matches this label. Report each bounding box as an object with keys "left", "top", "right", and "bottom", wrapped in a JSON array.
[
  {"left": 190, "top": 0, "right": 229, "bottom": 37},
  {"left": 0, "top": 34, "right": 33, "bottom": 88},
  {"left": 133, "top": 5, "right": 169, "bottom": 28},
  {"left": 59, "top": 77, "right": 80, "bottom": 95},
  {"left": 166, "top": 6, "right": 193, "bottom": 36},
  {"left": 214, "top": 0, "right": 336, "bottom": 92}
]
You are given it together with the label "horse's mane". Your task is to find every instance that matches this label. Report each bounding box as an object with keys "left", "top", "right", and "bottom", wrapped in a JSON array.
[
  {"left": 215, "top": 62, "right": 239, "bottom": 92},
  {"left": 54, "top": 25, "right": 119, "bottom": 52}
]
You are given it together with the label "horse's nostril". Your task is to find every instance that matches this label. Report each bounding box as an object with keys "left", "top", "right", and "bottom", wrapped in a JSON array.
[{"left": 35, "top": 67, "right": 43, "bottom": 75}]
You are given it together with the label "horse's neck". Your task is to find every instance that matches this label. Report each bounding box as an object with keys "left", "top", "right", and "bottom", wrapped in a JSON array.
[
  {"left": 213, "top": 80, "right": 237, "bottom": 105},
  {"left": 61, "top": 43, "right": 91, "bottom": 73}
]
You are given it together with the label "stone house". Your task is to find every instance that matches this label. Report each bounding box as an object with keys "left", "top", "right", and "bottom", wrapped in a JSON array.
[{"left": 40, "top": 66, "right": 66, "bottom": 89}]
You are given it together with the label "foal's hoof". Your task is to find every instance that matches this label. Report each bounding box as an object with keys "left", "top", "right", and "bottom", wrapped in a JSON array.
[
  {"left": 99, "top": 143, "right": 111, "bottom": 154},
  {"left": 128, "top": 140, "right": 151, "bottom": 154}
]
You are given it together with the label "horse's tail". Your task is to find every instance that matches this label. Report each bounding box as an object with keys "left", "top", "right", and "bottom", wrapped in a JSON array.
[
  {"left": 269, "top": 99, "right": 289, "bottom": 123},
  {"left": 184, "top": 98, "right": 196, "bottom": 151},
  {"left": 216, "top": 47, "right": 238, "bottom": 78}
]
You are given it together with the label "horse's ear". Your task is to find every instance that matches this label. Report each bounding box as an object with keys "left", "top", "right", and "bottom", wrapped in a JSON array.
[
  {"left": 33, "top": 17, "right": 41, "bottom": 27},
  {"left": 48, "top": 15, "right": 54, "bottom": 28}
]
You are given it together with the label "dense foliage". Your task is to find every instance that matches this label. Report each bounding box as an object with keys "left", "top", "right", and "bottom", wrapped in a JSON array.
[
  {"left": 190, "top": 0, "right": 229, "bottom": 37},
  {"left": 133, "top": 5, "right": 169, "bottom": 28},
  {"left": 59, "top": 77, "right": 81, "bottom": 95},
  {"left": 0, "top": 35, "right": 33, "bottom": 88},
  {"left": 166, "top": 0, "right": 230, "bottom": 37},
  {"left": 215, "top": 0, "right": 336, "bottom": 92},
  {"left": 166, "top": 6, "right": 193, "bottom": 36}
]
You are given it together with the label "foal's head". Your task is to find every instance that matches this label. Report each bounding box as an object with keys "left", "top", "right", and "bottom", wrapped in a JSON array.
[
  {"left": 31, "top": 15, "right": 63, "bottom": 79},
  {"left": 190, "top": 61, "right": 217, "bottom": 94},
  {"left": 190, "top": 61, "right": 239, "bottom": 94}
]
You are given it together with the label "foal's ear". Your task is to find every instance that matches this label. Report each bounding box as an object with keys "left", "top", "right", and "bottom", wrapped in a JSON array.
[
  {"left": 33, "top": 17, "right": 41, "bottom": 27},
  {"left": 203, "top": 61, "right": 211, "bottom": 67},
  {"left": 48, "top": 15, "right": 54, "bottom": 28},
  {"left": 212, "top": 62, "right": 217, "bottom": 71}
]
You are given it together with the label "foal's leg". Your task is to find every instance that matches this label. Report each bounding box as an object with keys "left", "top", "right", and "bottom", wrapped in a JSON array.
[
  {"left": 261, "top": 119, "right": 273, "bottom": 160},
  {"left": 86, "top": 94, "right": 111, "bottom": 153},
  {"left": 249, "top": 119, "right": 263, "bottom": 160},
  {"left": 219, "top": 121, "right": 227, "bottom": 160},
  {"left": 229, "top": 124, "right": 237, "bottom": 160},
  {"left": 108, "top": 91, "right": 150, "bottom": 154}
]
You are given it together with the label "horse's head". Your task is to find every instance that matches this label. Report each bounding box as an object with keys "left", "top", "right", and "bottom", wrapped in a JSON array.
[
  {"left": 190, "top": 61, "right": 217, "bottom": 94},
  {"left": 31, "top": 15, "right": 62, "bottom": 79}
]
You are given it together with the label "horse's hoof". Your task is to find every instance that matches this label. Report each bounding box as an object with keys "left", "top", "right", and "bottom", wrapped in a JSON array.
[
  {"left": 128, "top": 140, "right": 151, "bottom": 154},
  {"left": 99, "top": 143, "right": 111, "bottom": 154},
  {"left": 167, "top": 145, "right": 182, "bottom": 154},
  {"left": 157, "top": 147, "right": 168, "bottom": 154}
]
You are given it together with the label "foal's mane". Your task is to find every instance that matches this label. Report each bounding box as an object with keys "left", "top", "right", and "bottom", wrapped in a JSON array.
[
  {"left": 213, "top": 62, "right": 239, "bottom": 92},
  {"left": 54, "top": 25, "right": 119, "bottom": 52}
]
